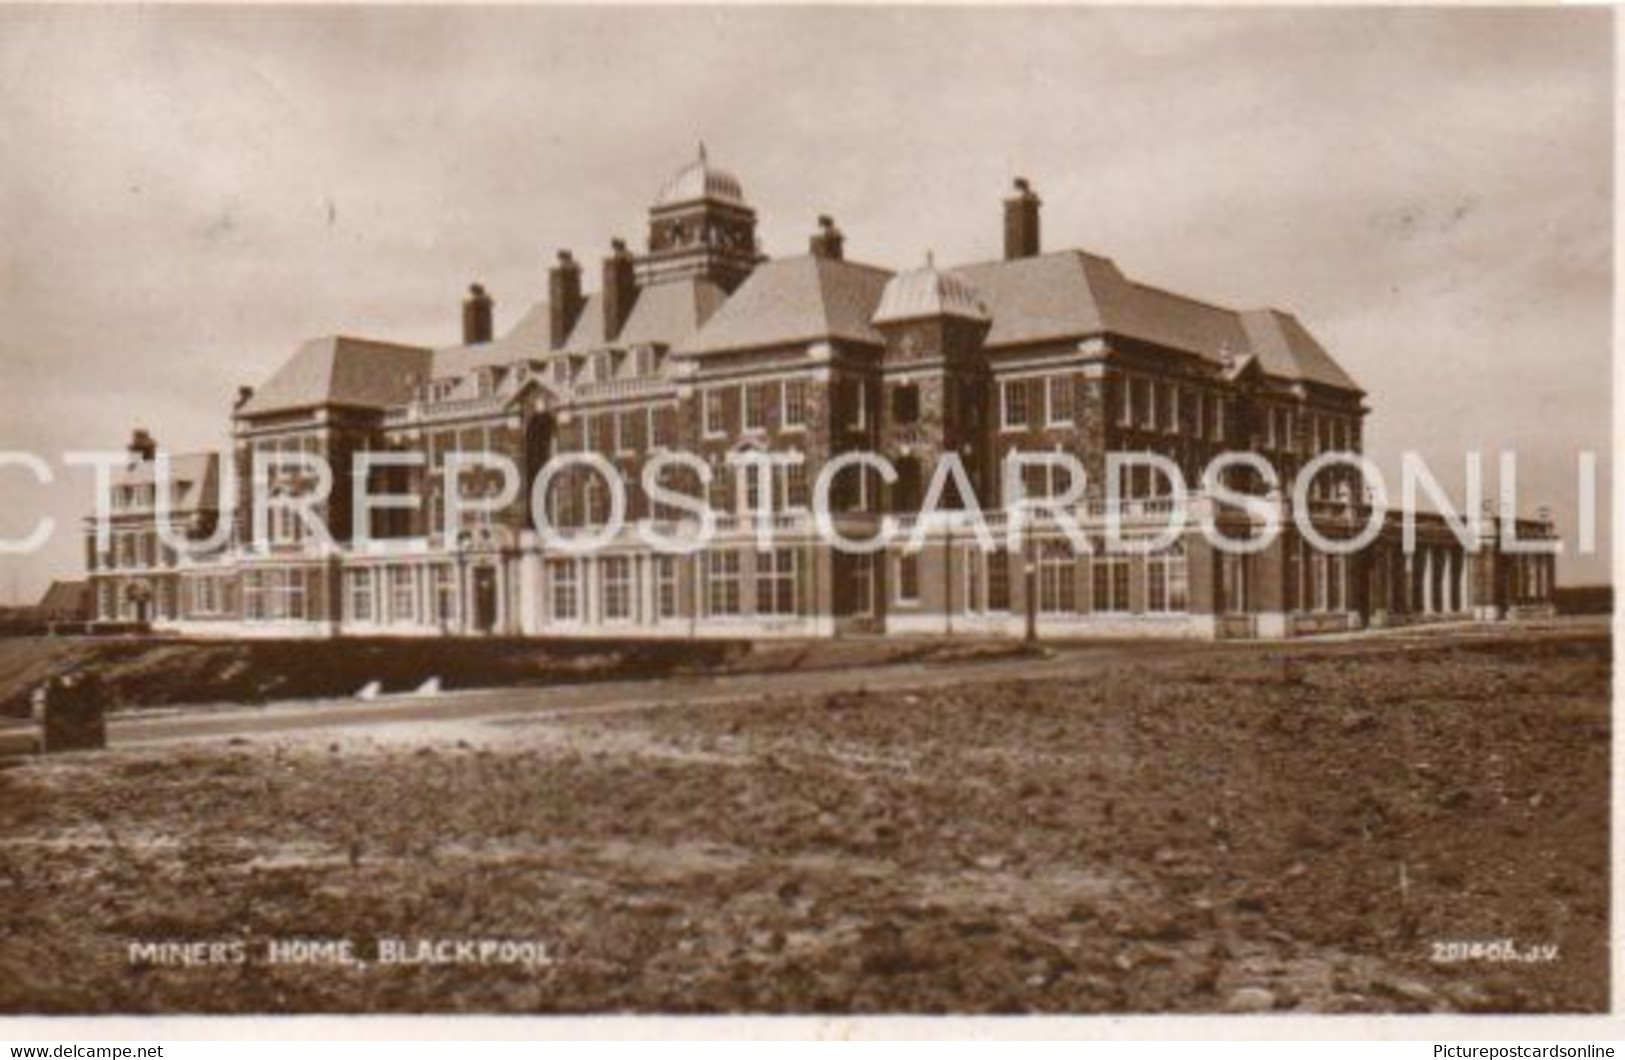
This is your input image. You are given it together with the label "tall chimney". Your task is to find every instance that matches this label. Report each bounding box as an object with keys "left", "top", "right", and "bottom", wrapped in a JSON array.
[
  {"left": 127, "top": 428, "right": 156, "bottom": 465},
  {"left": 548, "top": 250, "right": 584, "bottom": 348},
  {"left": 1003, "top": 177, "right": 1041, "bottom": 260},
  {"left": 462, "top": 282, "right": 494, "bottom": 345},
  {"left": 602, "top": 238, "right": 637, "bottom": 341},
  {"left": 809, "top": 215, "right": 845, "bottom": 260}
]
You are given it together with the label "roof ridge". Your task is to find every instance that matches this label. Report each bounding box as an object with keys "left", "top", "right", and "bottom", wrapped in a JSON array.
[
  {"left": 801, "top": 252, "right": 895, "bottom": 278},
  {"left": 950, "top": 247, "right": 1114, "bottom": 273},
  {"left": 1122, "top": 276, "right": 1240, "bottom": 316},
  {"left": 328, "top": 334, "right": 433, "bottom": 353}
]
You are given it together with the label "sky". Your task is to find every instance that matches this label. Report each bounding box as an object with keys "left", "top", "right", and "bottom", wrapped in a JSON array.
[{"left": 0, "top": 5, "right": 1612, "bottom": 601}]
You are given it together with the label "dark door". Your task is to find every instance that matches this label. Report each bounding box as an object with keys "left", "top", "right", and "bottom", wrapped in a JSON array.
[{"left": 473, "top": 566, "right": 497, "bottom": 633}]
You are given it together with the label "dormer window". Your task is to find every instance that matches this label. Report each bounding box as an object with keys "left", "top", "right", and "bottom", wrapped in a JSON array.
[
  {"left": 551, "top": 359, "right": 571, "bottom": 387},
  {"left": 591, "top": 352, "right": 614, "bottom": 384}
]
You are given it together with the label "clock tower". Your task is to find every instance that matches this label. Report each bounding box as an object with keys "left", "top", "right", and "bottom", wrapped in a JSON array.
[{"left": 640, "top": 144, "right": 762, "bottom": 292}]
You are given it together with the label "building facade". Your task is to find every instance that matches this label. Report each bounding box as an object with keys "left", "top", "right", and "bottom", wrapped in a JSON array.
[{"left": 85, "top": 151, "right": 1560, "bottom": 639}]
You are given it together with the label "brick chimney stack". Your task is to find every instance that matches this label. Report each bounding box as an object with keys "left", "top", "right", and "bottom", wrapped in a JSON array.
[
  {"left": 602, "top": 238, "right": 638, "bottom": 341},
  {"left": 548, "top": 250, "right": 584, "bottom": 348},
  {"left": 127, "top": 428, "right": 156, "bottom": 465},
  {"left": 809, "top": 215, "right": 845, "bottom": 260},
  {"left": 1003, "top": 177, "right": 1041, "bottom": 260},
  {"left": 462, "top": 283, "right": 494, "bottom": 345}
]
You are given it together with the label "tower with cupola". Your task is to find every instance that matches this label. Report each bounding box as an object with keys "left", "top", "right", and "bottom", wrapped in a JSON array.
[
  {"left": 640, "top": 144, "right": 762, "bottom": 292},
  {"left": 871, "top": 258, "right": 994, "bottom": 511}
]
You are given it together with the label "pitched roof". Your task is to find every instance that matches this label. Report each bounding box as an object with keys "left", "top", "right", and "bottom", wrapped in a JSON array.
[
  {"left": 238, "top": 336, "right": 433, "bottom": 416},
  {"left": 1238, "top": 309, "right": 1361, "bottom": 392},
  {"left": 111, "top": 452, "right": 219, "bottom": 513},
  {"left": 874, "top": 263, "right": 990, "bottom": 325},
  {"left": 679, "top": 255, "right": 892, "bottom": 355},
  {"left": 37, "top": 580, "right": 89, "bottom": 617},
  {"left": 432, "top": 301, "right": 553, "bottom": 380},
  {"left": 616, "top": 277, "right": 728, "bottom": 348},
  {"left": 951, "top": 250, "right": 1360, "bottom": 393}
]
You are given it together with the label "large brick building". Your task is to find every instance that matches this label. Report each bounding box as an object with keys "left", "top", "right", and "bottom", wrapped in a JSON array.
[{"left": 84, "top": 150, "right": 1559, "bottom": 638}]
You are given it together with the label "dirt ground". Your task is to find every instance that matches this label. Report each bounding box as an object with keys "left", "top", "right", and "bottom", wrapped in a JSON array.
[{"left": 0, "top": 627, "right": 1608, "bottom": 1014}]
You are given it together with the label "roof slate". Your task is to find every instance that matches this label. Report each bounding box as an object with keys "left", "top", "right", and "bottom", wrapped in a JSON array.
[
  {"left": 37, "top": 580, "right": 89, "bottom": 617},
  {"left": 679, "top": 255, "right": 893, "bottom": 355},
  {"left": 110, "top": 452, "right": 219, "bottom": 513},
  {"left": 951, "top": 251, "right": 1360, "bottom": 392},
  {"left": 238, "top": 336, "right": 433, "bottom": 416}
]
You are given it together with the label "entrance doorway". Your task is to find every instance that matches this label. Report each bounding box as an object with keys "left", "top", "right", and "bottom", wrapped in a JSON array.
[{"left": 473, "top": 566, "right": 498, "bottom": 633}]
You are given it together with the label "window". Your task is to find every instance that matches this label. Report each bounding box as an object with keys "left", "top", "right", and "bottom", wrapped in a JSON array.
[
  {"left": 1038, "top": 539, "right": 1077, "bottom": 614},
  {"left": 616, "top": 410, "right": 640, "bottom": 454},
  {"left": 706, "top": 551, "right": 742, "bottom": 616},
  {"left": 591, "top": 351, "right": 613, "bottom": 384},
  {"left": 1147, "top": 544, "right": 1188, "bottom": 613},
  {"left": 1092, "top": 555, "right": 1131, "bottom": 613},
  {"left": 986, "top": 549, "right": 1011, "bottom": 612},
  {"left": 1153, "top": 382, "right": 1173, "bottom": 433},
  {"left": 782, "top": 459, "right": 809, "bottom": 510},
  {"left": 891, "top": 383, "right": 920, "bottom": 424},
  {"left": 347, "top": 568, "right": 374, "bottom": 622},
  {"left": 634, "top": 347, "right": 657, "bottom": 377},
  {"left": 1047, "top": 375, "right": 1074, "bottom": 426},
  {"left": 1001, "top": 380, "right": 1029, "bottom": 429},
  {"left": 893, "top": 456, "right": 923, "bottom": 513},
  {"left": 782, "top": 379, "right": 808, "bottom": 430},
  {"left": 1166, "top": 384, "right": 1180, "bottom": 435},
  {"left": 650, "top": 404, "right": 677, "bottom": 448},
  {"left": 389, "top": 566, "right": 415, "bottom": 623},
  {"left": 895, "top": 553, "right": 920, "bottom": 603},
  {"left": 194, "top": 576, "right": 219, "bottom": 615},
  {"left": 704, "top": 390, "right": 727, "bottom": 437},
  {"left": 1209, "top": 393, "right": 1226, "bottom": 442},
  {"left": 551, "top": 359, "right": 571, "bottom": 387},
  {"left": 1118, "top": 374, "right": 1134, "bottom": 427},
  {"left": 744, "top": 383, "right": 770, "bottom": 433},
  {"left": 549, "top": 561, "right": 579, "bottom": 620},
  {"left": 434, "top": 565, "right": 456, "bottom": 624},
  {"left": 243, "top": 571, "right": 264, "bottom": 621},
  {"left": 1133, "top": 377, "right": 1154, "bottom": 430},
  {"left": 755, "top": 548, "right": 797, "bottom": 616},
  {"left": 591, "top": 414, "right": 614, "bottom": 454},
  {"left": 602, "top": 556, "right": 632, "bottom": 621},
  {"left": 656, "top": 556, "right": 679, "bottom": 620}
]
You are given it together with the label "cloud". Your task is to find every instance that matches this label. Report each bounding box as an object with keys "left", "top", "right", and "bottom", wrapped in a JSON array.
[{"left": 0, "top": 6, "right": 1609, "bottom": 599}]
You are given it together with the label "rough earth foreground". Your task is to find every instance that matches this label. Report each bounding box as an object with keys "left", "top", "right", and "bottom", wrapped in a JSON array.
[{"left": 0, "top": 628, "right": 1608, "bottom": 1013}]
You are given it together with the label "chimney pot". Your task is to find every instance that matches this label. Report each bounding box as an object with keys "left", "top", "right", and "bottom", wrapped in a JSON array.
[
  {"left": 127, "top": 428, "right": 156, "bottom": 464},
  {"left": 809, "top": 215, "right": 845, "bottom": 260},
  {"left": 602, "top": 239, "right": 638, "bottom": 341},
  {"left": 1003, "top": 178, "right": 1041, "bottom": 260},
  {"left": 462, "top": 281, "right": 494, "bottom": 345},
  {"left": 549, "top": 250, "right": 585, "bottom": 349}
]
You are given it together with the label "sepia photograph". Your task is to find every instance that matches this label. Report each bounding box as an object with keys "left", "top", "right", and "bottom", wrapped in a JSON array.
[{"left": 0, "top": 2, "right": 1613, "bottom": 1032}]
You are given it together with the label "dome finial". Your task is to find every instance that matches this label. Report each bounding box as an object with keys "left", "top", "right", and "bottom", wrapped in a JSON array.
[
  {"left": 697, "top": 140, "right": 708, "bottom": 163},
  {"left": 925, "top": 249, "right": 936, "bottom": 269}
]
